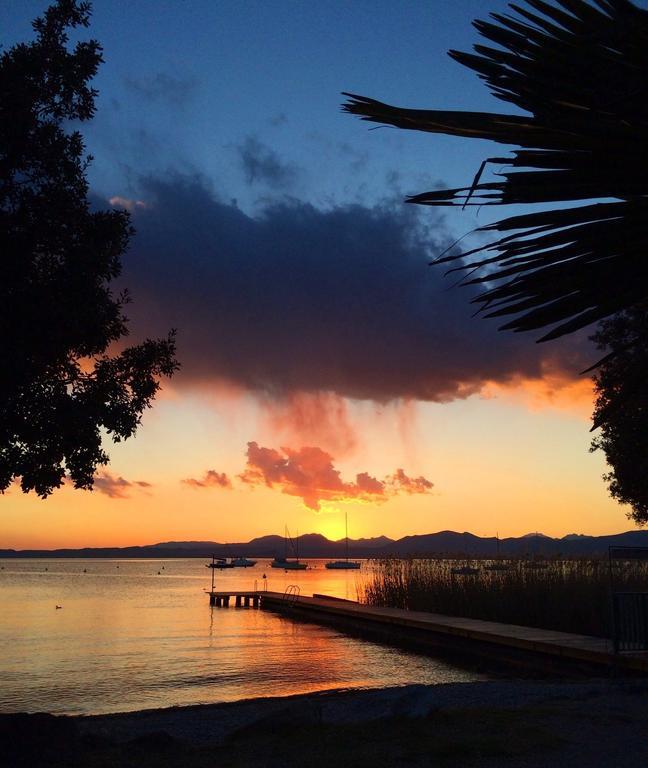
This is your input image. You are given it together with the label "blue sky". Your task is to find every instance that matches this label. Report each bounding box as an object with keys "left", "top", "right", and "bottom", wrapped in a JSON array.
[{"left": 5, "top": 0, "right": 518, "bottom": 221}]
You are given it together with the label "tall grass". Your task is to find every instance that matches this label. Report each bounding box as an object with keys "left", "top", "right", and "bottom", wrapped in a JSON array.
[{"left": 361, "top": 558, "right": 648, "bottom": 638}]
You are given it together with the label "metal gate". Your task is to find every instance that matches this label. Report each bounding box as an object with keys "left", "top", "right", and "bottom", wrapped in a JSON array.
[{"left": 609, "top": 546, "right": 648, "bottom": 653}]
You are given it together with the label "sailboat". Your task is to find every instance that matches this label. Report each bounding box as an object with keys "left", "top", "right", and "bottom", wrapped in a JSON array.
[
  {"left": 270, "top": 526, "right": 308, "bottom": 570},
  {"left": 523, "top": 532, "right": 549, "bottom": 569},
  {"left": 325, "top": 512, "right": 361, "bottom": 570},
  {"left": 451, "top": 533, "right": 480, "bottom": 576},
  {"left": 484, "top": 533, "right": 511, "bottom": 572}
]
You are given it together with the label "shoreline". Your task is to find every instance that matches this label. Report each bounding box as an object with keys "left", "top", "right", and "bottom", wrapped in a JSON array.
[
  {"left": 5, "top": 679, "right": 648, "bottom": 767},
  {"left": 76, "top": 678, "right": 643, "bottom": 742}
]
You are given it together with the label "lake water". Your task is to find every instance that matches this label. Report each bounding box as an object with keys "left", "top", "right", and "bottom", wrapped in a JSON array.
[{"left": 0, "top": 558, "right": 485, "bottom": 715}]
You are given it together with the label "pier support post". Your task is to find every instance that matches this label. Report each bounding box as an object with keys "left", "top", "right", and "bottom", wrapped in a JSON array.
[
  {"left": 216, "top": 596, "right": 222, "bottom": 607},
  {"left": 209, "top": 593, "right": 215, "bottom": 606},
  {"left": 244, "top": 596, "right": 250, "bottom": 607},
  {"left": 224, "top": 596, "right": 230, "bottom": 607},
  {"left": 235, "top": 595, "right": 242, "bottom": 607},
  {"left": 253, "top": 596, "right": 259, "bottom": 608}
]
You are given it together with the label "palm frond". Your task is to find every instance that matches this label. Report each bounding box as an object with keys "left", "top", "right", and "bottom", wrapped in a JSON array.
[{"left": 342, "top": 0, "right": 648, "bottom": 341}]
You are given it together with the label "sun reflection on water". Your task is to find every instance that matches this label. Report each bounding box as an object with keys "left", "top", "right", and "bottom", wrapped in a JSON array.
[{"left": 0, "top": 558, "right": 485, "bottom": 715}]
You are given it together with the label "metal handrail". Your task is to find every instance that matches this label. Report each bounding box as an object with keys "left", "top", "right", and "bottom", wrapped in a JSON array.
[{"left": 283, "top": 584, "right": 300, "bottom": 604}]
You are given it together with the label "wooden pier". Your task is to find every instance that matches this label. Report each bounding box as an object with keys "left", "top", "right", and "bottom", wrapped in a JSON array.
[
  {"left": 208, "top": 591, "right": 260, "bottom": 608},
  {"left": 208, "top": 589, "right": 648, "bottom": 674}
]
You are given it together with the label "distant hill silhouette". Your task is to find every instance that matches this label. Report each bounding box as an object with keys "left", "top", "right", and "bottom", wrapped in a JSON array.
[{"left": 2, "top": 529, "right": 648, "bottom": 558}]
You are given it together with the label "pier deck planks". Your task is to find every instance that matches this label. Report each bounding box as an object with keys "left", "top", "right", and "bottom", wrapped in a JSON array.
[
  {"left": 206, "top": 589, "right": 648, "bottom": 671},
  {"left": 256, "top": 591, "right": 648, "bottom": 672}
]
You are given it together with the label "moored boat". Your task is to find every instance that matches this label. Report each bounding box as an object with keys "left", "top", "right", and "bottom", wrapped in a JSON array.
[
  {"left": 271, "top": 526, "right": 308, "bottom": 570},
  {"left": 451, "top": 565, "right": 480, "bottom": 576},
  {"left": 325, "top": 560, "right": 360, "bottom": 570},
  {"left": 484, "top": 533, "right": 511, "bottom": 571},
  {"left": 484, "top": 562, "right": 511, "bottom": 572},
  {"left": 325, "top": 512, "right": 361, "bottom": 570},
  {"left": 230, "top": 556, "right": 257, "bottom": 567}
]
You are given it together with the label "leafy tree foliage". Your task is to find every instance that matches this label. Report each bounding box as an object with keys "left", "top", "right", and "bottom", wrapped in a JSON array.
[
  {"left": 591, "top": 309, "right": 648, "bottom": 524},
  {"left": 1, "top": 1, "right": 178, "bottom": 497},
  {"left": 343, "top": 0, "right": 648, "bottom": 342}
]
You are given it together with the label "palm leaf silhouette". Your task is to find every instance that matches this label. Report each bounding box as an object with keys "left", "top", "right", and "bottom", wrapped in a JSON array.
[{"left": 343, "top": 0, "right": 648, "bottom": 342}]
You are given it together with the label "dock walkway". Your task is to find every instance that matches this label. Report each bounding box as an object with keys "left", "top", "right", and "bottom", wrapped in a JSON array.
[
  {"left": 208, "top": 591, "right": 261, "bottom": 608},
  {"left": 207, "top": 590, "right": 648, "bottom": 673}
]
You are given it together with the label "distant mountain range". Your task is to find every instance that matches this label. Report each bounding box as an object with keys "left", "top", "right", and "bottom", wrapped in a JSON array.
[{"left": 2, "top": 530, "right": 648, "bottom": 558}]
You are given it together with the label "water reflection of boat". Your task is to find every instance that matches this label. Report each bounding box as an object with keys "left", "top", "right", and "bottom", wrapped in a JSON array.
[
  {"left": 270, "top": 526, "right": 308, "bottom": 570},
  {"left": 230, "top": 556, "right": 257, "bottom": 567},
  {"left": 325, "top": 512, "right": 360, "bottom": 570}
]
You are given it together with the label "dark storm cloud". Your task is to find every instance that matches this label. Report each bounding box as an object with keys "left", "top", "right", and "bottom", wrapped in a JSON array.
[
  {"left": 114, "top": 174, "right": 591, "bottom": 402},
  {"left": 123, "top": 72, "right": 198, "bottom": 107},
  {"left": 237, "top": 136, "right": 298, "bottom": 187}
]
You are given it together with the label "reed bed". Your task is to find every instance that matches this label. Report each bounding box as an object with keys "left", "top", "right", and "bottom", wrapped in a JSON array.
[{"left": 361, "top": 558, "right": 648, "bottom": 638}]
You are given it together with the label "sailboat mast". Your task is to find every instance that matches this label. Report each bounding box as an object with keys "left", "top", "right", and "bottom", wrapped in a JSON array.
[{"left": 345, "top": 512, "right": 349, "bottom": 562}]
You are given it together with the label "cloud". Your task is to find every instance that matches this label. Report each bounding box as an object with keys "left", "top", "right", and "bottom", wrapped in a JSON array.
[
  {"left": 108, "top": 196, "right": 148, "bottom": 211},
  {"left": 481, "top": 367, "right": 595, "bottom": 420},
  {"left": 338, "top": 141, "right": 369, "bottom": 173},
  {"left": 238, "top": 441, "right": 432, "bottom": 510},
  {"left": 112, "top": 173, "right": 592, "bottom": 405},
  {"left": 123, "top": 72, "right": 198, "bottom": 107},
  {"left": 385, "top": 468, "right": 434, "bottom": 495},
  {"left": 93, "top": 472, "right": 152, "bottom": 499},
  {"left": 259, "top": 392, "right": 357, "bottom": 457},
  {"left": 237, "top": 136, "right": 298, "bottom": 187},
  {"left": 182, "top": 470, "right": 232, "bottom": 489}
]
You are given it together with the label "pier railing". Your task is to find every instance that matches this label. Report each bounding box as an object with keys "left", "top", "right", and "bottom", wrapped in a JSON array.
[{"left": 609, "top": 546, "right": 648, "bottom": 653}]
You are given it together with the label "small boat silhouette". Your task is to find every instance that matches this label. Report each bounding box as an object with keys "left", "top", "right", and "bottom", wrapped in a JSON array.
[{"left": 451, "top": 565, "right": 480, "bottom": 576}]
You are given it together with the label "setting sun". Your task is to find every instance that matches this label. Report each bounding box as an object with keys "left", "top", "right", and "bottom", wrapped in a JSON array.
[{"left": 316, "top": 509, "right": 347, "bottom": 542}]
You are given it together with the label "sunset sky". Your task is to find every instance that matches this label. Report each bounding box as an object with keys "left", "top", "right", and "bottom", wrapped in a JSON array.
[{"left": 2, "top": 0, "right": 644, "bottom": 549}]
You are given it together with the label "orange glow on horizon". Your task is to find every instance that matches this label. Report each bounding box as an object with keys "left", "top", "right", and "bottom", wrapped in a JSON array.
[{"left": 0, "top": 372, "right": 636, "bottom": 552}]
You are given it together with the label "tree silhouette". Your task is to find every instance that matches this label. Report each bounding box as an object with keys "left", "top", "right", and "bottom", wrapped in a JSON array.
[
  {"left": 343, "top": 0, "right": 648, "bottom": 342},
  {"left": 591, "top": 308, "right": 648, "bottom": 524},
  {"left": 1, "top": 1, "right": 178, "bottom": 497}
]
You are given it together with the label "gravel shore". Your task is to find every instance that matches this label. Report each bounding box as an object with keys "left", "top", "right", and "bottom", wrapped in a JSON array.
[{"left": 4, "top": 679, "right": 648, "bottom": 766}]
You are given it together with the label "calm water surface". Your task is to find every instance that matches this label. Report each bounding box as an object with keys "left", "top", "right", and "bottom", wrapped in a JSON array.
[{"left": 0, "top": 558, "right": 485, "bottom": 715}]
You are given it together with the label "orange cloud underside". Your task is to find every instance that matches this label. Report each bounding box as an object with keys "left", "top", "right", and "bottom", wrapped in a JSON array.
[{"left": 481, "top": 373, "right": 595, "bottom": 419}]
